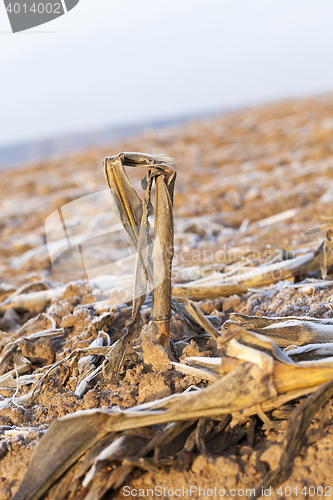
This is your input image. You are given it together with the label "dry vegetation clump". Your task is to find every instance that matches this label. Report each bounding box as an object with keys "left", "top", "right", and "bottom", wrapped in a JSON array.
[{"left": 2, "top": 96, "right": 333, "bottom": 499}]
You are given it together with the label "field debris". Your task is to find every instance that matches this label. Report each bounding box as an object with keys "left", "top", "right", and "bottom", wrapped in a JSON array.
[
  {"left": 12, "top": 323, "right": 333, "bottom": 500},
  {"left": 2, "top": 96, "right": 333, "bottom": 498}
]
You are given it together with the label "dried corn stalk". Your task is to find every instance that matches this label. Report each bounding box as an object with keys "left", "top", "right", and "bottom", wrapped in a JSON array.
[
  {"left": 224, "top": 313, "right": 333, "bottom": 347},
  {"left": 172, "top": 281, "right": 248, "bottom": 300},
  {"left": 104, "top": 152, "right": 176, "bottom": 353}
]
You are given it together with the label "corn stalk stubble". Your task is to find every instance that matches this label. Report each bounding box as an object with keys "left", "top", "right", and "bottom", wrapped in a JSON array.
[{"left": 103, "top": 153, "right": 176, "bottom": 376}]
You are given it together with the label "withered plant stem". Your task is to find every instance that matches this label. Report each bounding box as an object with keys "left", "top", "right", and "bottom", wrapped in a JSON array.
[
  {"left": 151, "top": 172, "right": 175, "bottom": 350},
  {"left": 103, "top": 153, "right": 176, "bottom": 356}
]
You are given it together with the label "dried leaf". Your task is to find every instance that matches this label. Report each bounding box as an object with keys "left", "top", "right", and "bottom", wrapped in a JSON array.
[{"left": 12, "top": 410, "right": 114, "bottom": 500}]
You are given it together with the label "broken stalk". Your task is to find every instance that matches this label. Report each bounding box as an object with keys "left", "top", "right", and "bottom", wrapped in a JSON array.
[
  {"left": 103, "top": 152, "right": 176, "bottom": 354},
  {"left": 151, "top": 169, "right": 176, "bottom": 351}
]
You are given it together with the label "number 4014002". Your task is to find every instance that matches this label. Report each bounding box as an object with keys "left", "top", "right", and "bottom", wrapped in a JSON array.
[
  {"left": 6, "top": 3, "right": 61, "bottom": 14},
  {"left": 277, "top": 485, "right": 331, "bottom": 496}
]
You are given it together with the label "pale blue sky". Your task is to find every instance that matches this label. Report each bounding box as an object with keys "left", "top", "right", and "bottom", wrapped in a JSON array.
[{"left": 1, "top": 0, "right": 333, "bottom": 147}]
